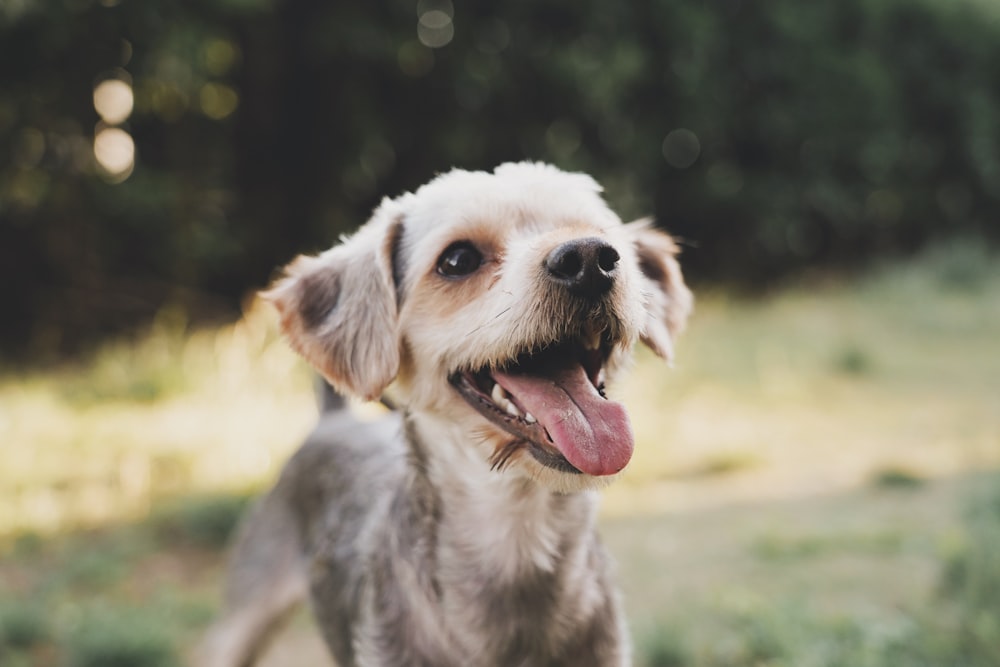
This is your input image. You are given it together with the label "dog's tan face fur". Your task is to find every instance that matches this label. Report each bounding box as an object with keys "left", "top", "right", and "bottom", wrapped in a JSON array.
[{"left": 266, "top": 163, "right": 691, "bottom": 492}]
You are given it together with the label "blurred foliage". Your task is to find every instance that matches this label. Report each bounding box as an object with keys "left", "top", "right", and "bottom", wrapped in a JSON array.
[
  {"left": 0, "top": 601, "right": 48, "bottom": 653},
  {"left": 871, "top": 466, "right": 926, "bottom": 489},
  {"left": 151, "top": 492, "right": 252, "bottom": 548},
  {"left": 63, "top": 608, "right": 180, "bottom": 667},
  {"left": 2, "top": 0, "right": 999, "bottom": 360}
]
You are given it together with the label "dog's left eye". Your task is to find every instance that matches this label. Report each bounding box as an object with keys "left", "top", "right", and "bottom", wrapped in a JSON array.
[{"left": 436, "top": 242, "right": 483, "bottom": 277}]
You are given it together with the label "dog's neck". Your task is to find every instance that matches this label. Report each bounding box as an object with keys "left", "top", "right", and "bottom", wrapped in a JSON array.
[
  {"left": 389, "top": 411, "right": 623, "bottom": 665},
  {"left": 404, "top": 411, "right": 600, "bottom": 581}
]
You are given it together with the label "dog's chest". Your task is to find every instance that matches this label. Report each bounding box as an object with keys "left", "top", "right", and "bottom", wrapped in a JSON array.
[
  {"left": 432, "top": 483, "right": 602, "bottom": 662},
  {"left": 439, "top": 483, "right": 565, "bottom": 575}
]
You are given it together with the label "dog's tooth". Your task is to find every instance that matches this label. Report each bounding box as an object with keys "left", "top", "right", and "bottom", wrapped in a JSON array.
[
  {"left": 489, "top": 383, "right": 520, "bottom": 417},
  {"left": 524, "top": 412, "right": 537, "bottom": 424}
]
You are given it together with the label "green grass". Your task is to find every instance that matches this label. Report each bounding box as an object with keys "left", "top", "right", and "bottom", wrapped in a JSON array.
[
  {"left": 941, "top": 481, "right": 1000, "bottom": 620},
  {"left": 0, "top": 243, "right": 998, "bottom": 665},
  {"left": 0, "top": 506, "right": 223, "bottom": 667},
  {"left": 0, "top": 298, "right": 315, "bottom": 535},
  {"left": 630, "top": 472, "right": 1000, "bottom": 667},
  {"left": 751, "top": 528, "right": 908, "bottom": 561}
]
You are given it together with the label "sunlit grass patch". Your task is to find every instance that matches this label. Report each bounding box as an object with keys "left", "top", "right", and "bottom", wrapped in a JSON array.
[
  {"left": 53, "top": 316, "right": 190, "bottom": 407},
  {"left": 0, "top": 299, "right": 314, "bottom": 536},
  {"left": 688, "top": 451, "right": 763, "bottom": 478},
  {"left": 751, "top": 528, "right": 908, "bottom": 561},
  {"left": 831, "top": 341, "right": 874, "bottom": 375}
]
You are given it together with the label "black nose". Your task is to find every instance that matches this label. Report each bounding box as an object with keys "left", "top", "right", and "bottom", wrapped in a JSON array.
[{"left": 544, "top": 237, "right": 620, "bottom": 298}]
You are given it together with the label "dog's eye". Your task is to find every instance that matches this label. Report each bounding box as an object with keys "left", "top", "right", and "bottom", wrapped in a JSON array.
[{"left": 436, "top": 242, "right": 483, "bottom": 277}]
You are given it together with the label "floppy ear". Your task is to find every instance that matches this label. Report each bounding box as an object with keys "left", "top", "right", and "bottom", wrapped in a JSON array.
[
  {"left": 262, "top": 201, "right": 404, "bottom": 401},
  {"left": 626, "top": 219, "right": 693, "bottom": 363}
]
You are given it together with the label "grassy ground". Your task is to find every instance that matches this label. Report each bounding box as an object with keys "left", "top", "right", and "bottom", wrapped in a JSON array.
[{"left": 1, "top": 241, "right": 998, "bottom": 666}]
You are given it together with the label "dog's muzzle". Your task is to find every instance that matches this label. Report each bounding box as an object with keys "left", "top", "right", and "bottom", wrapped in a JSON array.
[
  {"left": 448, "top": 282, "right": 636, "bottom": 482},
  {"left": 447, "top": 236, "right": 638, "bottom": 477},
  {"left": 448, "top": 336, "right": 634, "bottom": 477}
]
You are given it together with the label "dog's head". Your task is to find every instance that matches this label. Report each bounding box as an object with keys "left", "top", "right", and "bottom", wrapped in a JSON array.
[{"left": 265, "top": 163, "right": 692, "bottom": 490}]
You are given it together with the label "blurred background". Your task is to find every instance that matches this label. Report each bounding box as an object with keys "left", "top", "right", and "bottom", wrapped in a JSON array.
[{"left": 1, "top": 0, "right": 998, "bottom": 665}]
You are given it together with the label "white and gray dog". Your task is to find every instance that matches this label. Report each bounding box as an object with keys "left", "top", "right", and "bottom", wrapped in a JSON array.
[{"left": 197, "top": 162, "right": 692, "bottom": 667}]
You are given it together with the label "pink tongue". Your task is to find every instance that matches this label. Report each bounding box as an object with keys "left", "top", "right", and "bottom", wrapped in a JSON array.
[{"left": 493, "top": 364, "right": 634, "bottom": 476}]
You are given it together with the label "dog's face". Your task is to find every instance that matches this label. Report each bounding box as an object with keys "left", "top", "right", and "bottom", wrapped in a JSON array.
[{"left": 266, "top": 163, "right": 692, "bottom": 491}]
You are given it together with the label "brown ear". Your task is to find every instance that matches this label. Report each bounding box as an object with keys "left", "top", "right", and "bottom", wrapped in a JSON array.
[
  {"left": 262, "top": 203, "right": 404, "bottom": 401},
  {"left": 626, "top": 219, "right": 693, "bottom": 362}
]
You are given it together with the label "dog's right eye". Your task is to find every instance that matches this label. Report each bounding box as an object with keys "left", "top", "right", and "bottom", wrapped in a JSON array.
[{"left": 436, "top": 242, "right": 483, "bottom": 277}]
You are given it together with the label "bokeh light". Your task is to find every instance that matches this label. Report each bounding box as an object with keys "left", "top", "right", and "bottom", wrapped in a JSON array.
[
  {"left": 93, "top": 126, "right": 135, "bottom": 181},
  {"left": 662, "top": 128, "right": 701, "bottom": 169},
  {"left": 199, "top": 83, "right": 239, "bottom": 120},
  {"left": 398, "top": 41, "right": 435, "bottom": 76},
  {"left": 706, "top": 160, "right": 745, "bottom": 197},
  {"left": 417, "top": 0, "right": 454, "bottom": 48},
  {"left": 202, "top": 38, "right": 241, "bottom": 77},
  {"left": 93, "top": 78, "right": 133, "bottom": 125}
]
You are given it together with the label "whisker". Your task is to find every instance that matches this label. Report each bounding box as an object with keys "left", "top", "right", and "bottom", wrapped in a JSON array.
[
  {"left": 471, "top": 426, "right": 495, "bottom": 445},
  {"left": 466, "top": 306, "right": 513, "bottom": 337},
  {"left": 489, "top": 439, "right": 523, "bottom": 472}
]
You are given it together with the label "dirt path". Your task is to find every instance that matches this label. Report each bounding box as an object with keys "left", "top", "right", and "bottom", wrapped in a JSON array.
[{"left": 259, "top": 624, "right": 334, "bottom": 667}]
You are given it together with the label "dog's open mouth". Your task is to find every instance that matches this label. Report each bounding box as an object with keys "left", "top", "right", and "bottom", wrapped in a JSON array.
[{"left": 448, "top": 331, "right": 635, "bottom": 477}]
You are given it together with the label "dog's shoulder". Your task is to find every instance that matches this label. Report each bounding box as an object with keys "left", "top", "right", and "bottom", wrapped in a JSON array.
[{"left": 278, "top": 410, "right": 406, "bottom": 529}]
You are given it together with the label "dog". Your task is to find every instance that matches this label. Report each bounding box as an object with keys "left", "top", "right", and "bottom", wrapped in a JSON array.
[{"left": 196, "top": 162, "right": 692, "bottom": 667}]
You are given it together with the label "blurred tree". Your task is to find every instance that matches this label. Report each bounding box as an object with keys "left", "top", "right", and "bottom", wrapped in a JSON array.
[{"left": 1, "top": 0, "right": 998, "bottom": 360}]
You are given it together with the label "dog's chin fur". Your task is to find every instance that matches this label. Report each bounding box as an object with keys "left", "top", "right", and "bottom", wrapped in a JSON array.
[
  {"left": 523, "top": 456, "right": 620, "bottom": 494},
  {"left": 471, "top": 421, "right": 620, "bottom": 495},
  {"left": 198, "top": 162, "right": 692, "bottom": 667},
  {"left": 406, "top": 407, "right": 614, "bottom": 495}
]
